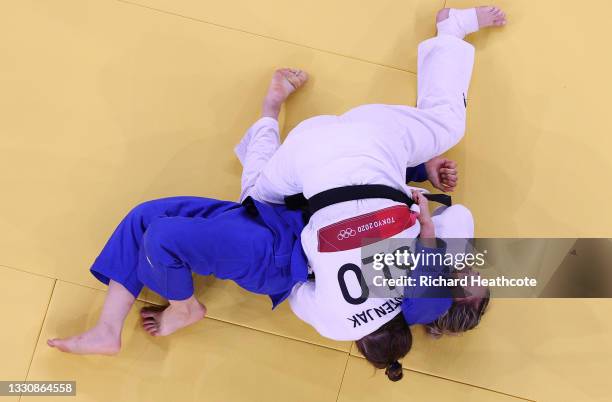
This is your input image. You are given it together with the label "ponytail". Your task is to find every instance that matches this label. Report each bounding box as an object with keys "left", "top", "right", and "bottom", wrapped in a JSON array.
[{"left": 355, "top": 314, "right": 411, "bottom": 382}]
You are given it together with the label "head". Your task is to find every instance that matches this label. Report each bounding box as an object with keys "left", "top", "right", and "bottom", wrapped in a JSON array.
[
  {"left": 355, "top": 313, "right": 412, "bottom": 382},
  {"left": 425, "top": 268, "right": 490, "bottom": 337}
]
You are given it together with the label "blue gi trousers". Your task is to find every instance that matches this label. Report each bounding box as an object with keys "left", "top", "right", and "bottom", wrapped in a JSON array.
[{"left": 90, "top": 196, "right": 307, "bottom": 306}]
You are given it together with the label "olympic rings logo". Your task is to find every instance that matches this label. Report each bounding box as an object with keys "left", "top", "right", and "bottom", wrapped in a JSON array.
[{"left": 337, "top": 228, "right": 356, "bottom": 240}]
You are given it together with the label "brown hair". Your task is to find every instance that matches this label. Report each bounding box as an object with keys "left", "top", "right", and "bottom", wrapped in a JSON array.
[
  {"left": 355, "top": 313, "right": 411, "bottom": 382},
  {"left": 425, "top": 289, "right": 490, "bottom": 338}
]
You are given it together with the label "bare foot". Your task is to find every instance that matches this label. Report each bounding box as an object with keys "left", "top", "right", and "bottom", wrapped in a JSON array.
[
  {"left": 475, "top": 6, "right": 507, "bottom": 28},
  {"left": 262, "top": 68, "right": 309, "bottom": 119},
  {"left": 437, "top": 6, "right": 506, "bottom": 35},
  {"left": 140, "top": 299, "right": 206, "bottom": 337},
  {"left": 47, "top": 323, "right": 121, "bottom": 355}
]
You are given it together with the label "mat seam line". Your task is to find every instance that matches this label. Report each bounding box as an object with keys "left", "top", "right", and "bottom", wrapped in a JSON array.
[
  {"left": 350, "top": 349, "right": 535, "bottom": 402},
  {"left": 399, "top": 369, "right": 537, "bottom": 402},
  {"left": 15, "top": 277, "right": 533, "bottom": 401},
  {"left": 20, "top": 279, "right": 57, "bottom": 402},
  {"left": 4, "top": 275, "right": 538, "bottom": 399},
  {"left": 3, "top": 274, "right": 535, "bottom": 400},
  {"left": 0, "top": 263, "right": 57, "bottom": 281},
  {"left": 0, "top": 268, "right": 350, "bottom": 354},
  {"left": 334, "top": 353, "right": 350, "bottom": 402},
  {"left": 50, "top": 278, "right": 350, "bottom": 354},
  {"left": 115, "top": 0, "right": 418, "bottom": 76},
  {"left": 62, "top": 279, "right": 534, "bottom": 400},
  {"left": 203, "top": 314, "right": 351, "bottom": 354}
]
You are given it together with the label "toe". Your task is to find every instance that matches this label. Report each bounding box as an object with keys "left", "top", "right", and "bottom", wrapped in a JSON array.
[
  {"left": 140, "top": 307, "right": 154, "bottom": 316},
  {"left": 285, "top": 75, "right": 302, "bottom": 89},
  {"left": 141, "top": 306, "right": 164, "bottom": 317},
  {"left": 143, "top": 323, "right": 157, "bottom": 331},
  {"left": 52, "top": 340, "right": 69, "bottom": 352},
  {"left": 286, "top": 68, "right": 308, "bottom": 84},
  {"left": 297, "top": 71, "right": 309, "bottom": 84},
  {"left": 144, "top": 324, "right": 158, "bottom": 335},
  {"left": 142, "top": 317, "right": 158, "bottom": 326}
]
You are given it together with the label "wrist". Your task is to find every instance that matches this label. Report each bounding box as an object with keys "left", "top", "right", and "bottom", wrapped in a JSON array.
[
  {"left": 261, "top": 106, "right": 281, "bottom": 120},
  {"left": 419, "top": 221, "right": 435, "bottom": 238}
]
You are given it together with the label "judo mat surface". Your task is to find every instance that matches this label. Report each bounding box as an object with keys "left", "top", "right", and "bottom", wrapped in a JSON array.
[{"left": 1, "top": 0, "right": 611, "bottom": 401}]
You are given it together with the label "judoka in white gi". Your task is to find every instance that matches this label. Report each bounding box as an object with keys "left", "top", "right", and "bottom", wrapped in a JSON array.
[{"left": 237, "top": 6, "right": 505, "bottom": 381}]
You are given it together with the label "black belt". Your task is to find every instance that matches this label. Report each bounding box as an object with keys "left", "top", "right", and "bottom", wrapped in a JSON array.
[{"left": 284, "top": 184, "right": 452, "bottom": 216}]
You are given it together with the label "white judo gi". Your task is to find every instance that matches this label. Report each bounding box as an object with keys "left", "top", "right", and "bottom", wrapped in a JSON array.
[{"left": 235, "top": 34, "right": 476, "bottom": 341}]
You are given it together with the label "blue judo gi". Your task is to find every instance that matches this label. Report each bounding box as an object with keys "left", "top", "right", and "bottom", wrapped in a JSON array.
[
  {"left": 401, "top": 240, "right": 453, "bottom": 325},
  {"left": 90, "top": 164, "right": 452, "bottom": 322},
  {"left": 90, "top": 196, "right": 307, "bottom": 308}
]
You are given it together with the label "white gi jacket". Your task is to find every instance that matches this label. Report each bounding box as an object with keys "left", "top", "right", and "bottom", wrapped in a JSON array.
[{"left": 236, "top": 34, "right": 475, "bottom": 340}]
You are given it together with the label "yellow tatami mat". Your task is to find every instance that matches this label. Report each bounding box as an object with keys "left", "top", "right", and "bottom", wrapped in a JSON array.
[
  {"left": 352, "top": 299, "right": 612, "bottom": 402},
  {"left": 120, "top": 0, "right": 444, "bottom": 71},
  {"left": 2, "top": 0, "right": 612, "bottom": 401},
  {"left": 337, "top": 356, "right": 525, "bottom": 402},
  {"left": 445, "top": 0, "right": 612, "bottom": 236},
  {"left": 140, "top": 278, "right": 351, "bottom": 351},
  {"left": 0, "top": 266, "right": 54, "bottom": 401},
  {"left": 0, "top": 0, "right": 417, "bottom": 290},
  {"left": 25, "top": 281, "right": 348, "bottom": 402}
]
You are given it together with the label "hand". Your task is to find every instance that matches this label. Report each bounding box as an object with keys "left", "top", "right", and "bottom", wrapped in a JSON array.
[
  {"left": 411, "top": 190, "right": 435, "bottom": 239},
  {"left": 425, "top": 156, "right": 458, "bottom": 192}
]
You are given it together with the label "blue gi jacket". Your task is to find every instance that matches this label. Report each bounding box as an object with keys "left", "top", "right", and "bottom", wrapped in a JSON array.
[
  {"left": 400, "top": 239, "right": 453, "bottom": 325},
  {"left": 245, "top": 198, "right": 308, "bottom": 307}
]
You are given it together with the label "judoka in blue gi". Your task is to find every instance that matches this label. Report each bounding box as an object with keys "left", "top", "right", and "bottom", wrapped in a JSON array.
[{"left": 44, "top": 159, "right": 456, "bottom": 356}]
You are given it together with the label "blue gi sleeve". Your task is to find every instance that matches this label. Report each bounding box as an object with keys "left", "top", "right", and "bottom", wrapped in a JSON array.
[
  {"left": 401, "top": 238, "right": 453, "bottom": 325},
  {"left": 405, "top": 163, "right": 428, "bottom": 183}
]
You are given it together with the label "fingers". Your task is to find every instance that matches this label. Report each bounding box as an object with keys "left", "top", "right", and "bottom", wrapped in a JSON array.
[
  {"left": 442, "top": 159, "right": 457, "bottom": 169},
  {"left": 440, "top": 179, "right": 457, "bottom": 192},
  {"left": 439, "top": 161, "right": 458, "bottom": 192},
  {"left": 440, "top": 174, "right": 459, "bottom": 186},
  {"left": 441, "top": 184, "right": 456, "bottom": 192},
  {"left": 411, "top": 190, "right": 420, "bottom": 205},
  {"left": 411, "top": 190, "right": 428, "bottom": 206},
  {"left": 412, "top": 190, "right": 432, "bottom": 225}
]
